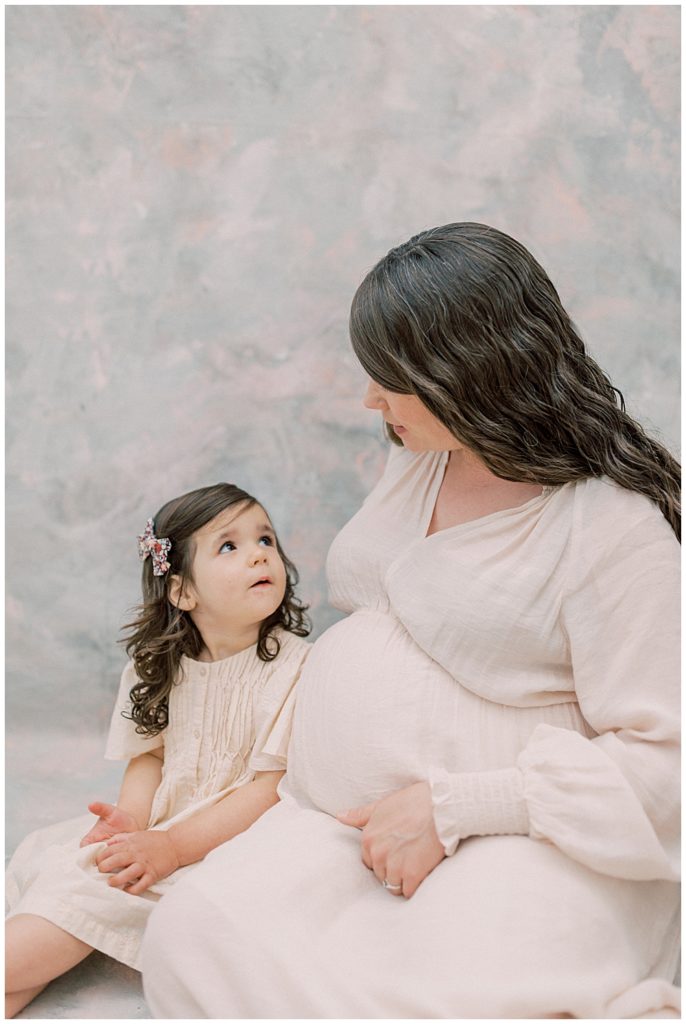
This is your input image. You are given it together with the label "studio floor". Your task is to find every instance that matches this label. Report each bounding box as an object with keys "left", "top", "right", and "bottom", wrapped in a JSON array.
[{"left": 7, "top": 729, "right": 151, "bottom": 1019}]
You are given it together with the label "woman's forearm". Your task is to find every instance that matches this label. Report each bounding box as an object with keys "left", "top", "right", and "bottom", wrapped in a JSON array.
[
  {"left": 117, "top": 749, "right": 164, "bottom": 830},
  {"left": 167, "top": 770, "right": 284, "bottom": 867}
]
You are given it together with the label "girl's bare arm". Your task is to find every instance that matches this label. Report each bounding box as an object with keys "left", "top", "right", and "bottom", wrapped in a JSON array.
[
  {"left": 94, "top": 770, "right": 283, "bottom": 891},
  {"left": 116, "top": 748, "right": 164, "bottom": 828},
  {"left": 80, "top": 748, "right": 164, "bottom": 845},
  {"left": 169, "top": 769, "right": 283, "bottom": 865}
]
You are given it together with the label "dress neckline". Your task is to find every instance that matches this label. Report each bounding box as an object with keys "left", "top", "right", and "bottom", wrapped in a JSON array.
[
  {"left": 421, "top": 450, "right": 560, "bottom": 539},
  {"left": 181, "top": 640, "right": 259, "bottom": 674}
]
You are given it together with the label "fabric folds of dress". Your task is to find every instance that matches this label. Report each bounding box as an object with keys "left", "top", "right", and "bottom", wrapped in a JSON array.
[{"left": 141, "top": 445, "right": 680, "bottom": 1019}]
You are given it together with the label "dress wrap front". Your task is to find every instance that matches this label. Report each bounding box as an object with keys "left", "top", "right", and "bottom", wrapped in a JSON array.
[
  {"left": 5, "top": 631, "right": 310, "bottom": 969},
  {"left": 141, "top": 447, "right": 680, "bottom": 1018}
]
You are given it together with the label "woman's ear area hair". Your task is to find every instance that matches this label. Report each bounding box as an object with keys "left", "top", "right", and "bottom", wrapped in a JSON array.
[{"left": 168, "top": 574, "right": 197, "bottom": 612}]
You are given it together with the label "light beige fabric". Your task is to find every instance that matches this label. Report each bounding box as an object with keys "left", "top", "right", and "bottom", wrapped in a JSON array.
[
  {"left": 142, "top": 446, "right": 680, "bottom": 1018},
  {"left": 5, "top": 630, "right": 310, "bottom": 969}
]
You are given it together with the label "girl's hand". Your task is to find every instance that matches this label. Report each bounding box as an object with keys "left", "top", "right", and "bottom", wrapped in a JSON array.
[
  {"left": 336, "top": 781, "right": 445, "bottom": 898},
  {"left": 94, "top": 829, "right": 180, "bottom": 895},
  {"left": 79, "top": 802, "right": 140, "bottom": 847}
]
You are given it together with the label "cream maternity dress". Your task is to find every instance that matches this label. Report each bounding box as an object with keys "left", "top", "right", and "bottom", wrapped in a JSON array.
[
  {"left": 142, "top": 446, "right": 680, "bottom": 1018},
  {"left": 5, "top": 630, "right": 310, "bottom": 969}
]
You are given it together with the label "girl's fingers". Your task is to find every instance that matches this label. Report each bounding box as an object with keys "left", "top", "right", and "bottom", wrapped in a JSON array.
[
  {"left": 108, "top": 863, "right": 144, "bottom": 889},
  {"left": 125, "top": 873, "right": 153, "bottom": 896},
  {"left": 106, "top": 833, "right": 129, "bottom": 845},
  {"left": 87, "top": 801, "right": 114, "bottom": 818},
  {"left": 96, "top": 849, "right": 133, "bottom": 873}
]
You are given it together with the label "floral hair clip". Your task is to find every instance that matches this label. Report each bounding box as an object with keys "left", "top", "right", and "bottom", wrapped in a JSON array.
[{"left": 137, "top": 518, "right": 172, "bottom": 576}]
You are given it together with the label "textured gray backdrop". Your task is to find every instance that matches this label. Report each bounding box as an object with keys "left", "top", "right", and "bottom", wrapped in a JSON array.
[{"left": 7, "top": 5, "right": 680, "bottom": 843}]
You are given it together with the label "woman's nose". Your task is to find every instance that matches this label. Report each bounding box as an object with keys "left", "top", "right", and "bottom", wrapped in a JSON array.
[{"left": 363, "top": 380, "right": 386, "bottom": 410}]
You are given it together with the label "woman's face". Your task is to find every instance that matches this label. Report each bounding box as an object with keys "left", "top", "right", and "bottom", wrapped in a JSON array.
[{"left": 363, "top": 380, "right": 463, "bottom": 452}]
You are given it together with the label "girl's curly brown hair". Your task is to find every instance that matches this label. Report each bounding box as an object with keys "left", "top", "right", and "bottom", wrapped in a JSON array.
[
  {"left": 122, "top": 483, "right": 310, "bottom": 737},
  {"left": 350, "top": 222, "right": 680, "bottom": 540}
]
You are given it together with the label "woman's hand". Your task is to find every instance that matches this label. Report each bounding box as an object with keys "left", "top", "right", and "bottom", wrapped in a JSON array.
[
  {"left": 337, "top": 781, "right": 445, "bottom": 898},
  {"left": 95, "top": 829, "right": 180, "bottom": 895},
  {"left": 79, "top": 802, "right": 140, "bottom": 847}
]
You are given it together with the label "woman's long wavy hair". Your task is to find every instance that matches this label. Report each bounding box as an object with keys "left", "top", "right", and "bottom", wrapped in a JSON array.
[
  {"left": 122, "top": 483, "right": 310, "bottom": 737},
  {"left": 350, "top": 222, "right": 680, "bottom": 540}
]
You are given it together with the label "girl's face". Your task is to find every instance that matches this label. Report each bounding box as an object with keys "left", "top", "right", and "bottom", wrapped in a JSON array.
[
  {"left": 174, "top": 502, "right": 287, "bottom": 646},
  {"left": 363, "top": 379, "right": 463, "bottom": 452}
]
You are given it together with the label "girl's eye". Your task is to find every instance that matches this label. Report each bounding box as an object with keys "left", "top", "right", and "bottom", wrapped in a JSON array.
[
  {"left": 219, "top": 541, "right": 236, "bottom": 553},
  {"left": 258, "top": 535, "right": 273, "bottom": 547}
]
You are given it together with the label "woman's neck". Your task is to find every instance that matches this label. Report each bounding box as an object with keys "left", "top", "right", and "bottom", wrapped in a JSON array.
[{"left": 426, "top": 447, "right": 544, "bottom": 535}]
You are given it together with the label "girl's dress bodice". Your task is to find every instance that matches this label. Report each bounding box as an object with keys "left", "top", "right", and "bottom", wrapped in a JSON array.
[{"left": 106, "top": 629, "right": 310, "bottom": 827}]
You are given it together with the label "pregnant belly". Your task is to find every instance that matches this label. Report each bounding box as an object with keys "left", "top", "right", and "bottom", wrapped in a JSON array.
[
  {"left": 286, "top": 610, "right": 466, "bottom": 815},
  {"left": 286, "top": 609, "right": 591, "bottom": 816}
]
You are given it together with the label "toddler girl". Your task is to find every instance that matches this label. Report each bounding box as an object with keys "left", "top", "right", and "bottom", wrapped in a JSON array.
[{"left": 5, "top": 482, "right": 311, "bottom": 1017}]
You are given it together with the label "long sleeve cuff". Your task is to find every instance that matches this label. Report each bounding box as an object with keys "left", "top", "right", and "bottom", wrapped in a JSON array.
[{"left": 429, "top": 767, "right": 530, "bottom": 856}]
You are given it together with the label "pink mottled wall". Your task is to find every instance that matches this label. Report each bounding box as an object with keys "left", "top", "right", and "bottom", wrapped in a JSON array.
[{"left": 6, "top": 6, "right": 680, "bottom": 745}]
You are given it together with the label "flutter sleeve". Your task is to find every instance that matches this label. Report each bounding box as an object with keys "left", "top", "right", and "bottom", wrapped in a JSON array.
[
  {"left": 104, "top": 661, "right": 166, "bottom": 760},
  {"left": 249, "top": 637, "right": 310, "bottom": 773},
  {"left": 429, "top": 487, "right": 680, "bottom": 882}
]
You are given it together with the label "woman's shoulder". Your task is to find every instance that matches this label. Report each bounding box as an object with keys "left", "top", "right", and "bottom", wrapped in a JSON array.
[
  {"left": 572, "top": 476, "right": 673, "bottom": 532},
  {"left": 565, "top": 476, "right": 678, "bottom": 568}
]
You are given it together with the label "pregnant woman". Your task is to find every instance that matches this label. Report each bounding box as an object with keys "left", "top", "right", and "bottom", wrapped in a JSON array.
[{"left": 141, "top": 223, "right": 680, "bottom": 1018}]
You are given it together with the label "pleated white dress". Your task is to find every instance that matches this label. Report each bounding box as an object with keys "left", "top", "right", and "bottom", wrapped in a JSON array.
[
  {"left": 5, "top": 630, "right": 310, "bottom": 969},
  {"left": 141, "top": 446, "right": 680, "bottom": 1019}
]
